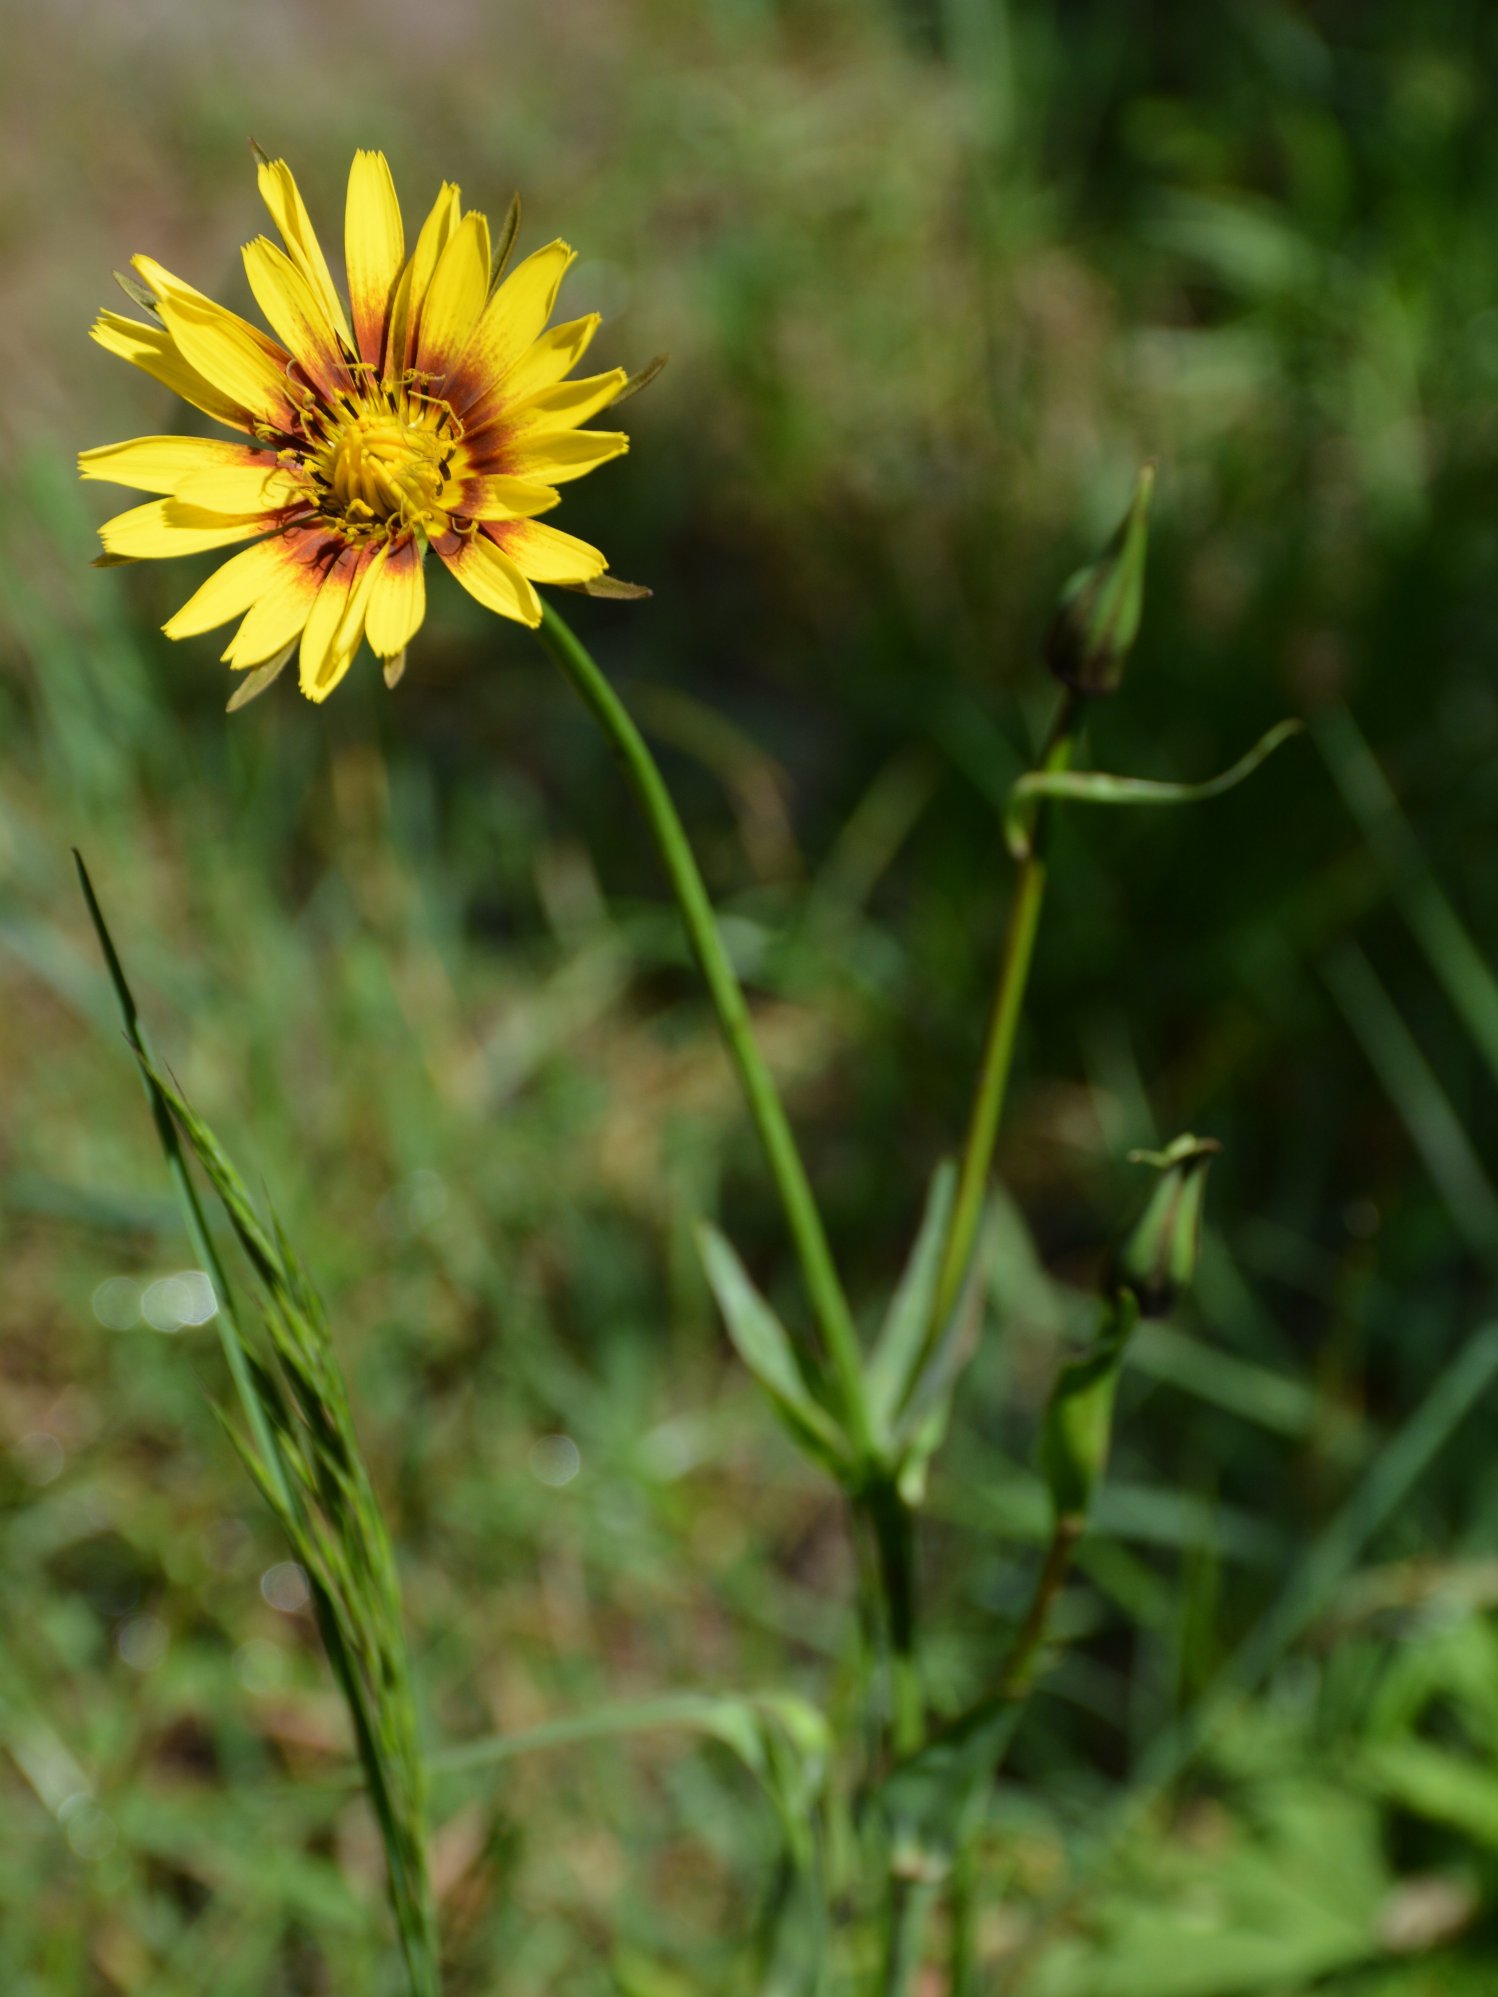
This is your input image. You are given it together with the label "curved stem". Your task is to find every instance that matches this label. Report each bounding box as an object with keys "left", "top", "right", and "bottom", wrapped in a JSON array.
[
  {"left": 533, "top": 600, "right": 872, "bottom": 1460},
  {"left": 929, "top": 693, "right": 1080, "bottom": 1335}
]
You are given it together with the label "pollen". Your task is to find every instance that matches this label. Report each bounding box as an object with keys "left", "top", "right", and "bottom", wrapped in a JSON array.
[{"left": 311, "top": 393, "right": 457, "bottom": 536}]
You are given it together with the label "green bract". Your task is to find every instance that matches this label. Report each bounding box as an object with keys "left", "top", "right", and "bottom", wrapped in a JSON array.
[{"left": 1045, "top": 460, "right": 1155, "bottom": 697}]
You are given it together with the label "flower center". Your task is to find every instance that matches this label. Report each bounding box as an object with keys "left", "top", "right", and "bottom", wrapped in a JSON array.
[{"left": 309, "top": 394, "right": 460, "bottom": 538}]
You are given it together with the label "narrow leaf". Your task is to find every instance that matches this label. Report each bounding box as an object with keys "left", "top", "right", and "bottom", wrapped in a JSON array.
[
  {"left": 866, "top": 1162, "right": 956, "bottom": 1438},
  {"left": 697, "top": 1224, "right": 849, "bottom": 1473},
  {"left": 1317, "top": 703, "right": 1498, "bottom": 1092},
  {"left": 1005, "top": 718, "right": 1303, "bottom": 860},
  {"left": 430, "top": 1687, "right": 829, "bottom": 1867},
  {"left": 1324, "top": 943, "right": 1498, "bottom": 1274},
  {"left": 890, "top": 1245, "right": 985, "bottom": 1459}
]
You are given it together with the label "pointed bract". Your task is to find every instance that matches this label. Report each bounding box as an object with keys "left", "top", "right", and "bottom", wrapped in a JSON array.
[{"left": 1045, "top": 462, "right": 1155, "bottom": 698}]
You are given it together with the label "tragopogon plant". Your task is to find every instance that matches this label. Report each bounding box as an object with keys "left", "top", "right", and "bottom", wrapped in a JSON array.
[
  {"left": 81, "top": 146, "right": 655, "bottom": 709},
  {"left": 81, "top": 148, "right": 1302, "bottom": 1993}
]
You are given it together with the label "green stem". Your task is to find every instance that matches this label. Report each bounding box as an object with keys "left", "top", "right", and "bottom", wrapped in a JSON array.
[
  {"left": 880, "top": 1516, "right": 1082, "bottom": 1997},
  {"left": 533, "top": 601, "right": 872, "bottom": 1459},
  {"left": 993, "top": 1512, "right": 1083, "bottom": 1706},
  {"left": 883, "top": 1877, "right": 940, "bottom": 1997},
  {"left": 876, "top": 696, "right": 1080, "bottom": 1994},
  {"left": 929, "top": 694, "right": 1079, "bottom": 1335},
  {"left": 868, "top": 1478, "right": 922, "bottom": 1756},
  {"left": 948, "top": 1837, "right": 978, "bottom": 1997}
]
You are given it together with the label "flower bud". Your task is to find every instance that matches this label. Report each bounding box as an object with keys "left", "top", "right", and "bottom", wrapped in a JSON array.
[
  {"left": 1044, "top": 462, "right": 1155, "bottom": 697},
  {"left": 1115, "top": 1134, "right": 1219, "bottom": 1317},
  {"left": 1040, "top": 1136, "right": 1218, "bottom": 1522}
]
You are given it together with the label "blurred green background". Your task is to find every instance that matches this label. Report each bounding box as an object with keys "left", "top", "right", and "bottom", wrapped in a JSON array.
[{"left": 8, "top": 0, "right": 1498, "bottom": 1989}]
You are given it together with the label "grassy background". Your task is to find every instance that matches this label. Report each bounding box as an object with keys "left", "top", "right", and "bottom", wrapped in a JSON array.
[{"left": 8, "top": 0, "right": 1498, "bottom": 1989}]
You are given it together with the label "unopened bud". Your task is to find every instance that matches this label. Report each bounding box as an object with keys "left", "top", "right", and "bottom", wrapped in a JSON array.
[
  {"left": 1044, "top": 462, "right": 1155, "bottom": 697},
  {"left": 1116, "top": 1134, "right": 1219, "bottom": 1317}
]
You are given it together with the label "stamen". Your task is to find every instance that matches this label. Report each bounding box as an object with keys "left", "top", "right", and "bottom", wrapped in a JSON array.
[{"left": 301, "top": 385, "right": 465, "bottom": 545}]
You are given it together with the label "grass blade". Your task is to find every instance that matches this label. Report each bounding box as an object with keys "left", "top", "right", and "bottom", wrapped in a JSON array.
[
  {"left": 75, "top": 852, "right": 439, "bottom": 1997},
  {"left": 1317, "top": 703, "right": 1498, "bottom": 1089},
  {"left": 1323, "top": 942, "right": 1498, "bottom": 1274}
]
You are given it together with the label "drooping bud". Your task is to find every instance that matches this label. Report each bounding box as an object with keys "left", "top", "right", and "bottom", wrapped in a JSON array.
[
  {"left": 1115, "top": 1134, "right": 1219, "bottom": 1317},
  {"left": 1044, "top": 462, "right": 1155, "bottom": 697}
]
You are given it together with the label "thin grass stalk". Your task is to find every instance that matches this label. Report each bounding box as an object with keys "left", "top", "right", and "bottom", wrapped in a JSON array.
[
  {"left": 882, "top": 1876, "right": 941, "bottom": 1997},
  {"left": 73, "top": 852, "right": 292, "bottom": 1509},
  {"left": 1316, "top": 703, "right": 1498, "bottom": 1086},
  {"left": 76, "top": 856, "right": 439, "bottom": 1996}
]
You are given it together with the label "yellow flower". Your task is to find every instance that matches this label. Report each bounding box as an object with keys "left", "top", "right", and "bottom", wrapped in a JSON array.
[{"left": 82, "top": 150, "right": 631, "bottom": 706}]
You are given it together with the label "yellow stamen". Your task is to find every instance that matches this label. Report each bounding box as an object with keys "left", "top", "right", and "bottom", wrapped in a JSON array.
[{"left": 313, "top": 396, "right": 457, "bottom": 538}]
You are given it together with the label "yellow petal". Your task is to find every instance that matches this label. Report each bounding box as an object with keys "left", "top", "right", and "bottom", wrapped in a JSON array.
[
  {"left": 98, "top": 499, "right": 272, "bottom": 560},
  {"left": 346, "top": 149, "right": 404, "bottom": 366},
  {"left": 365, "top": 540, "right": 427, "bottom": 656},
  {"left": 415, "top": 209, "right": 492, "bottom": 375},
  {"left": 223, "top": 546, "right": 325, "bottom": 666},
  {"left": 505, "top": 429, "right": 629, "bottom": 486},
  {"left": 506, "top": 368, "right": 628, "bottom": 438},
  {"left": 451, "top": 240, "right": 574, "bottom": 404},
  {"left": 436, "top": 528, "right": 542, "bottom": 626},
  {"left": 305, "top": 546, "right": 385, "bottom": 703},
  {"left": 162, "top": 536, "right": 305, "bottom": 638},
  {"left": 487, "top": 314, "right": 600, "bottom": 410},
  {"left": 127, "top": 254, "right": 220, "bottom": 311},
  {"left": 131, "top": 255, "right": 290, "bottom": 370},
  {"left": 386, "top": 181, "right": 461, "bottom": 379},
  {"left": 459, "top": 475, "right": 561, "bottom": 521},
  {"left": 331, "top": 547, "right": 387, "bottom": 686},
  {"left": 298, "top": 549, "right": 361, "bottom": 699},
  {"left": 487, "top": 518, "right": 606, "bottom": 585},
  {"left": 256, "top": 154, "right": 353, "bottom": 348},
  {"left": 174, "top": 461, "right": 304, "bottom": 514},
  {"left": 242, "top": 236, "right": 351, "bottom": 397},
  {"left": 152, "top": 292, "right": 295, "bottom": 429},
  {"left": 78, "top": 435, "right": 270, "bottom": 495},
  {"left": 90, "top": 313, "right": 254, "bottom": 432}
]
